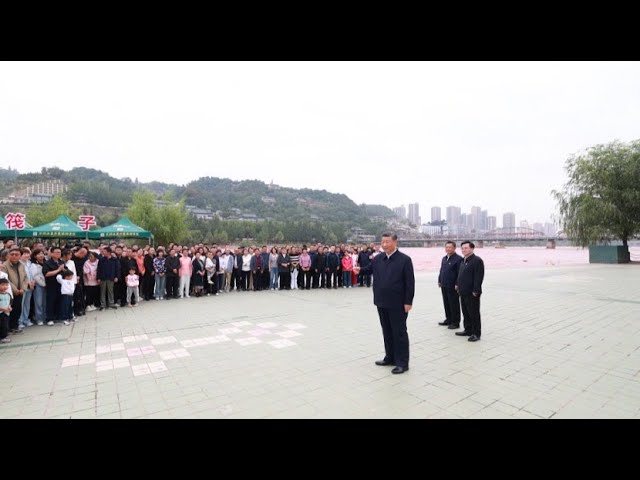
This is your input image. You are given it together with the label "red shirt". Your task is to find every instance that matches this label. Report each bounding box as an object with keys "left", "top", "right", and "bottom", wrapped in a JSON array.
[{"left": 341, "top": 256, "right": 353, "bottom": 271}]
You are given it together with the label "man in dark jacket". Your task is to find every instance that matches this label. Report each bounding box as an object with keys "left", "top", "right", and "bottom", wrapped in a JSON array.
[
  {"left": 455, "top": 241, "right": 485, "bottom": 342},
  {"left": 250, "top": 251, "right": 261, "bottom": 291},
  {"left": 114, "top": 247, "right": 128, "bottom": 306},
  {"left": 164, "top": 249, "right": 180, "bottom": 299},
  {"left": 438, "top": 241, "right": 462, "bottom": 329},
  {"left": 260, "top": 246, "right": 270, "bottom": 290},
  {"left": 42, "top": 247, "right": 65, "bottom": 324},
  {"left": 358, "top": 248, "right": 372, "bottom": 287},
  {"left": 360, "top": 233, "right": 415, "bottom": 374},
  {"left": 72, "top": 247, "right": 88, "bottom": 317},
  {"left": 308, "top": 247, "right": 317, "bottom": 288},
  {"left": 277, "top": 248, "right": 291, "bottom": 290},
  {"left": 335, "top": 247, "right": 343, "bottom": 287},
  {"left": 143, "top": 248, "right": 155, "bottom": 301},
  {"left": 325, "top": 247, "right": 340, "bottom": 289},
  {"left": 313, "top": 248, "right": 326, "bottom": 289},
  {"left": 234, "top": 248, "right": 244, "bottom": 291},
  {"left": 97, "top": 247, "right": 121, "bottom": 310}
]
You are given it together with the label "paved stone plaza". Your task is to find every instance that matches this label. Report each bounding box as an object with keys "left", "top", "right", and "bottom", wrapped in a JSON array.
[{"left": 1, "top": 263, "right": 639, "bottom": 419}]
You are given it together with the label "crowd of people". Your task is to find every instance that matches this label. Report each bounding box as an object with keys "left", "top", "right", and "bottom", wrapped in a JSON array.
[{"left": 0, "top": 238, "right": 382, "bottom": 344}]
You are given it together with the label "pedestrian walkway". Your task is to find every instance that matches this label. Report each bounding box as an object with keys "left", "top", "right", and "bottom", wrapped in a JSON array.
[{"left": 1, "top": 263, "right": 639, "bottom": 418}]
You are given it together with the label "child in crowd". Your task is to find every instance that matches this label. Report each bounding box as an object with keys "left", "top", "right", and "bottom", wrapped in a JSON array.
[
  {"left": 126, "top": 267, "right": 140, "bottom": 307},
  {"left": 0, "top": 278, "right": 13, "bottom": 343},
  {"left": 56, "top": 269, "right": 75, "bottom": 325}
]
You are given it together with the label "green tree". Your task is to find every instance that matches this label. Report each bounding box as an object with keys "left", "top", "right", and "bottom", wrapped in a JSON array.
[
  {"left": 0, "top": 167, "right": 19, "bottom": 182},
  {"left": 41, "top": 167, "right": 65, "bottom": 179},
  {"left": 155, "top": 200, "right": 188, "bottom": 246},
  {"left": 553, "top": 139, "right": 640, "bottom": 247},
  {"left": 214, "top": 229, "right": 229, "bottom": 243},
  {"left": 127, "top": 190, "right": 158, "bottom": 231},
  {"left": 127, "top": 190, "right": 188, "bottom": 245},
  {"left": 274, "top": 230, "right": 285, "bottom": 243},
  {"left": 27, "top": 195, "right": 80, "bottom": 226}
]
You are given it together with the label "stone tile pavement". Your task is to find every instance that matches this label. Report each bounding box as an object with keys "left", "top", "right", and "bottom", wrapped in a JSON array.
[{"left": 1, "top": 263, "right": 640, "bottom": 418}]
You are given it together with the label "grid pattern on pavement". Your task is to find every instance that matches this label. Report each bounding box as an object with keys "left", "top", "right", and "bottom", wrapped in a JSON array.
[{"left": 1, "top": 263, "right": 639, "bottom": 419}]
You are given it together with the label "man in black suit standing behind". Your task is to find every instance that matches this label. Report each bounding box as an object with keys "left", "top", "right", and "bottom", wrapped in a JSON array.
[
  {"left": 455, "top": 241, "right": 484, "bottom": 342},
  {"left": 437, "top": 241, "right": 462, "bottom": 329},
  {"left": 361, "top": 233, "right": 415, "bottom": 374}
]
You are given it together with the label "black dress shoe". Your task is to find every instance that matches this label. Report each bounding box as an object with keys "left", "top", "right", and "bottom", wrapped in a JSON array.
[
  {"left": 375, "top": 360, "right": 394, "bottom": 366},
  {"left": 468, "top": 335, "right": 480, "bottom": 342},
  {"left": 448, "top": 324, "right": 460, "bottom": 329},
  {"left": 438, "top": 321, "right": 450, "bottom": 326},
  {"left": 391, "top": 366, "right": 409, "bottom": 374},
  {"left": 455, "top": 331, "right": 471, "bottom": 336}
]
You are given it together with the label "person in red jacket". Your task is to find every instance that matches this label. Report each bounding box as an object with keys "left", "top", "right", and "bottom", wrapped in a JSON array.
[{"left": 341, "top": 253, "right": 353, "bottom": 288}]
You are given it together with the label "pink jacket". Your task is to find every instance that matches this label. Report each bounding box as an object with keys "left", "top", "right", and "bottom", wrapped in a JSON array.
[
  {"left": 83, "top": 260, "right": 99, "bottom": 286},
  {"left": 126, "top": 274, "right": 140, "bottom": 287},
  {"left": 299, "top": 253, "right": 312, "bottom": 269},
  {"left": 179, "top": 256, "right": 193, "bottom": 276},
  {"left": 341, "top": 256, "right": 353, "bottom": 272}
]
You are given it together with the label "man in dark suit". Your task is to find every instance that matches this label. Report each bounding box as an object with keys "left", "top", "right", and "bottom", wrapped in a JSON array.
[
  {"left": 455, "top": 241, "right": 485, "bottom": 342},
  {"left": 360, "top": 233, "right": 415, "bottom": 374},
  {"left": 438, "top": 241, "right": 462, "bottom": 329}
]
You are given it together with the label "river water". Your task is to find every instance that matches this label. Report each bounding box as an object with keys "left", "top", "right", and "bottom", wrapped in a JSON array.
[{"left": 401, "top": 246, "right": 640, "bottom": 272}]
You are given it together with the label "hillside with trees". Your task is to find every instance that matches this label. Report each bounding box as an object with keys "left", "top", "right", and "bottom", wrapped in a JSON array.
[{"left": 0, "top": 167, "right": 394, "bottom": 244}]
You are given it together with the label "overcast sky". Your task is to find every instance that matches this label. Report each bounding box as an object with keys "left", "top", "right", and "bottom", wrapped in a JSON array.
[{"left": 2, "top": 61, "right": 639, "bottom": 225}]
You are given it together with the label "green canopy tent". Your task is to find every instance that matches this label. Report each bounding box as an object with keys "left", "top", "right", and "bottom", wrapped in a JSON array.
[
  {"left": 27, "top": 215, "right": 88, "bottom": 241},
  {"left": 0, "top": 222, "right": 34, "bottom": 242},
  {"left": 88, "top": 217, "right": 154, "bottom": 244}
]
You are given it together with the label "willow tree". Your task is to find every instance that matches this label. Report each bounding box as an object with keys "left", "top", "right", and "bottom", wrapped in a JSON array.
[{"left": 553, "top": 140, "right": 640, "bottom": 247}]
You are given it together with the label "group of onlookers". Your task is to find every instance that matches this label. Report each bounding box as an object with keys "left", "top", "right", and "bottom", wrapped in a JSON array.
[{"left": 0, "top": 239, "right": 380, "bottom": 344}]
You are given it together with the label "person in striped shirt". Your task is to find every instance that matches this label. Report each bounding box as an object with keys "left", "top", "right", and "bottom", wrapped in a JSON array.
[{"left": 289, "top": 248, "right": 300, "bottom": 290}]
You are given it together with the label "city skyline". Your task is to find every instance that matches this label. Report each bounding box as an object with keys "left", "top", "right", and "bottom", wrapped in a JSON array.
[
  {"left": 3, "top": 62, "right": 640, "bottom": 223},
  {"left": 394, "top": 202, "right": 554, "bottom": 230},
  {"left": 0, "top": 163, "right": 555, "bottom": 229}
]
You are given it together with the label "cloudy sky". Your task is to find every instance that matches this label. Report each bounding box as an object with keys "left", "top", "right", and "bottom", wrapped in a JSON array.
[{"left": 2, "top": 61, "right": 639, "bottom": 226}]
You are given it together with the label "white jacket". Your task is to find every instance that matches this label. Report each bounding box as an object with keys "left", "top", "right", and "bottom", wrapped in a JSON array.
[
  {"left": 56, "top": 275, "right": 75, "bottom": 295},
  {"left": 205, "top": 257, "right": 215, "bottom": 276},
  {"left": 65, "top": 259, "right": 78, "bottom": 284},
  {"left": 30, "top": 262, "right": 46, "bottom": 288}
]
